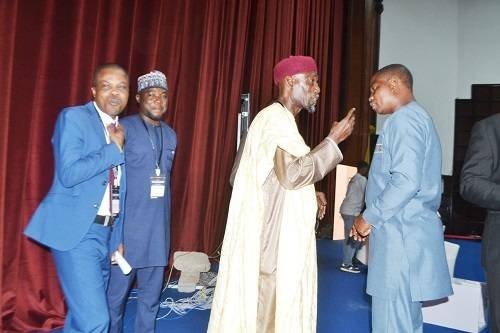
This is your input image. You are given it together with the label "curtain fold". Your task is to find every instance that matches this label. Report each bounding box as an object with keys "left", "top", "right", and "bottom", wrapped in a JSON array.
[{"left": 0, "top": 0, "right": 345, "bottom": 331}]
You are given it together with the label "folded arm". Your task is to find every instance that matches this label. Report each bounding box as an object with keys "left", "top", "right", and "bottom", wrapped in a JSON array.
[{"left": 54, "top": 111, "right": 124, "bottom": 188}]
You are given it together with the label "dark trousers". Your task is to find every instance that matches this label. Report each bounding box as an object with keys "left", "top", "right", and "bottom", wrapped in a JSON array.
[
  {"left": 483, "top": 218, "right": 500, "bottom": 333},
  {"left": 341, "top": 214, "right": 363, "bottom": 265},
  {"left": 107, "top": 265, "right": 165, "bottom": 333}
]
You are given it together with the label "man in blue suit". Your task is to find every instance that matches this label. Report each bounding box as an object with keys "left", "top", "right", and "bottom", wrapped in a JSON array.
[
  {"left": 107, "top": 70, "right": 176, "bottom": 333},
  {"left": 24, "top": 63, "right": 129, "bottom": 332},
  {"left": 352, "top": 64, "right": 452, "bottom": 332}
]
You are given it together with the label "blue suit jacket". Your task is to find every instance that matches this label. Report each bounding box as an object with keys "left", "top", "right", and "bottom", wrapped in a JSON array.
[
  {"left": 24, "top": 101, "right": 126, "bottom": 252},
  {"left": 363, "top": 101, "right": 453, "bottom": 301}
]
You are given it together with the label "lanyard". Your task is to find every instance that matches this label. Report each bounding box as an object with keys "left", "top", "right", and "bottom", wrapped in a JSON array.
[{"left": 141, "top": 119, "right": 163, "bottom": 173}]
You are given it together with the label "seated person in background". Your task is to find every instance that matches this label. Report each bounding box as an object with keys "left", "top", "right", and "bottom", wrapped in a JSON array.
[{"left": 339, "top": 161, "right": 368, "bottom": 273}]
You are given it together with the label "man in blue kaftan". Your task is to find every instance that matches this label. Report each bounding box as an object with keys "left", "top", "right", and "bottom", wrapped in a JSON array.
[
  {"left": 352, "top": 64, "right": 452, "bottom": 333},
  {"left": 107, "top": 70, "right": 176, "bottom": 333}
]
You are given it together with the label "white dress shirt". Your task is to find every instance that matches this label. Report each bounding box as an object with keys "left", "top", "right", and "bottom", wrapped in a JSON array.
[{"left": 94, "top": 102, "right": 122, "bottom": 216}]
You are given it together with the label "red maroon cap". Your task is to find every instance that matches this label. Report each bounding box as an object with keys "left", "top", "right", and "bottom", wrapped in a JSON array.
[{"left": 273, "top": 55, "right": 318, "bottom": 85}]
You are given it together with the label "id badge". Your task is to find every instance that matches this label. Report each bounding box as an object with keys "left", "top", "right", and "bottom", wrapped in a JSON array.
[
  {"left": 111, "top": 185, "right": 120, "bottom": 213},
  {"left": 150, "top": 175, "right": 166, "bottom": 198}
]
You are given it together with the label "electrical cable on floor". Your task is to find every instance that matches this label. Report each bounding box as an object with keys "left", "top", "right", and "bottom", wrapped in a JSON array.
[
  {"left": 156, "top": 271, "right": 217, "bottom": 320},
  {"left": 208, "top": 241, "right": 223, "bottom": 260}
]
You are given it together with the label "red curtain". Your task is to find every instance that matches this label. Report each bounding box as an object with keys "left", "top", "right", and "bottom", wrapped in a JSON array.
[{"left": 0, "top": 0, "right": 344, "bottom": 331}]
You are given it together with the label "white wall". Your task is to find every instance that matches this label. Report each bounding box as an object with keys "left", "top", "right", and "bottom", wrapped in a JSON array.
[
  {"left": 457, "top": 0, "right": 500, "bottom": 98},
  {"left": 378, "top": 0, "right": 458, "bottom": 175},
  {"left": 378, "top": 0, "right": 500, "bottom": 176}
]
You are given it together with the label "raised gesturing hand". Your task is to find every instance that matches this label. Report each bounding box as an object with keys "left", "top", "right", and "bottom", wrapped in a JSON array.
[{"left": 329, "top": 108, "right": 356, "bottom": 144}]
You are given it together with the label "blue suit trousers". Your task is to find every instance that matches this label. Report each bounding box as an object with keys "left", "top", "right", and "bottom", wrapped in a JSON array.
[{"left": 52, "top": 223, "right": 111, "bottom": 333}]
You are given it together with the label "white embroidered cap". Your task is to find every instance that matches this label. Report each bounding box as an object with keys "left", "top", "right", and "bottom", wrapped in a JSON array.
[{"left": 137, "top": 70, "right": 168, "bottom": 93}]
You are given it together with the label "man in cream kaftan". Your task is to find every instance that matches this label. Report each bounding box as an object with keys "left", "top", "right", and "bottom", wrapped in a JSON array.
[{"left": 208, "top": 56, "right": 355, "bottom": 333}]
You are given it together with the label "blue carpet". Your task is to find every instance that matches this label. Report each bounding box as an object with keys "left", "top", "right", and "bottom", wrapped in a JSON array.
[
  {"left": 316, "top": 239, "right": 489, "bottom": 333},
  {"left": 51, "top": 238, "right": 489, "bottom": 332}
]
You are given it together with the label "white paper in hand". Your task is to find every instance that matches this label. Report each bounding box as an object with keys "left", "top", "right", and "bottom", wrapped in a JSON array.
[{"left": 114, "top": 251, "right": 132, "bottom": 275}]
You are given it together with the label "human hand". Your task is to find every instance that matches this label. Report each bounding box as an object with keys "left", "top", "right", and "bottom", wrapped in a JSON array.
[
  {"left": 328, "top": 108, "right": 356, "bottom": 144},
  {"left": 111, "top": 243, "right": 124, "bottom": 264},
  {"left": 108, "top": 123, "right": 125, "bottom": 151},
  {"left": 315, "top": 191, "right": 327, "bottom": 220},
  {"left": 350, "top": 215, "right": 371, "bottom": 241}
]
